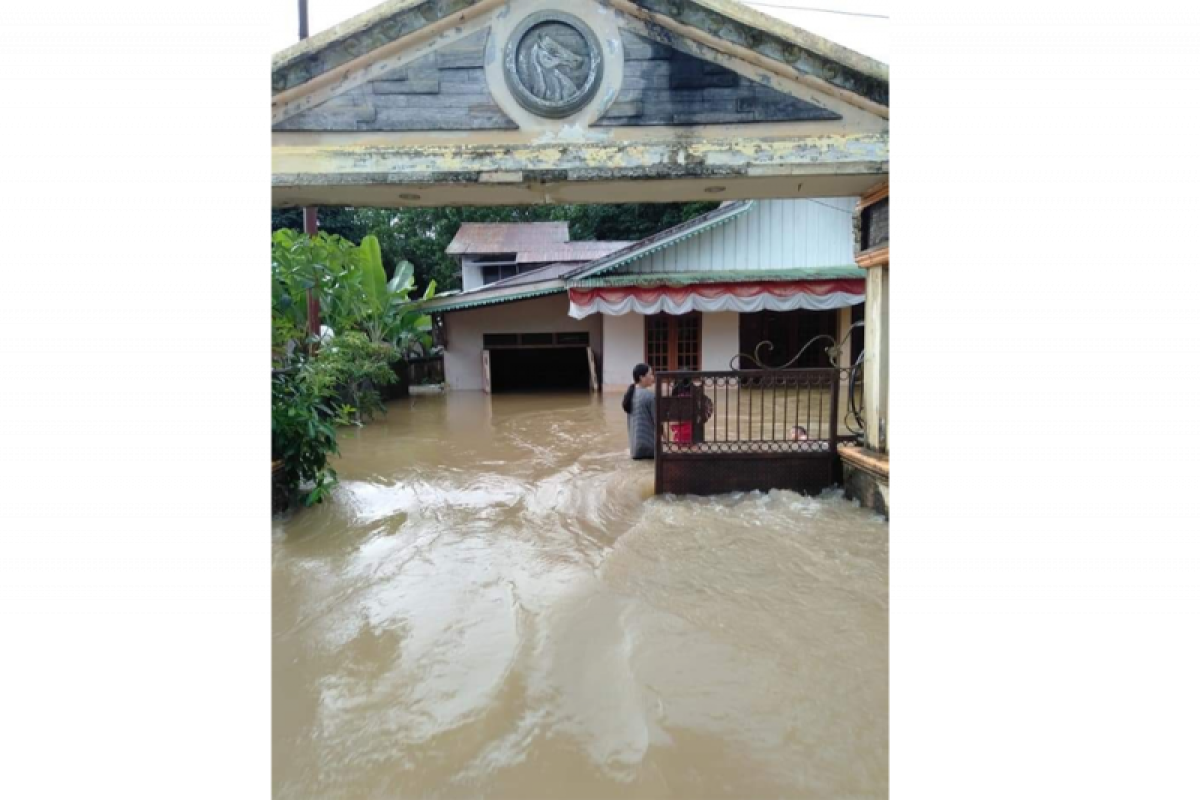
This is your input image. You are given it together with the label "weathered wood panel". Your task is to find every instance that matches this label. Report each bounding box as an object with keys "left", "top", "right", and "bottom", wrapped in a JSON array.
[{"left": 595, "top": 31, "right": 841, "bottom": 127}]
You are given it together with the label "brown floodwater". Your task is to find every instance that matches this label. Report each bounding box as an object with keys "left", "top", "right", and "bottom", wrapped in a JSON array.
[{"left": 273, "top": 392, "right": 888, "bottom": 799}]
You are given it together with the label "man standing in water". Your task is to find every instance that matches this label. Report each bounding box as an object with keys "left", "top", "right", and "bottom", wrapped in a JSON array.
[{"left": 622, "top": 363, "right": 656, "bottom": 459}]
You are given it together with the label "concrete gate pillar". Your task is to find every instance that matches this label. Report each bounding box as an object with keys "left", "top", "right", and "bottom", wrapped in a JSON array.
[{"left": 862, "top": 265, "right": 889, "bottom": 452}]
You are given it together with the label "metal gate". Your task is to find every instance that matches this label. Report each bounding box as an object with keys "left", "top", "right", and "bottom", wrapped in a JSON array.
[{"left": 653, "top": 368, "right": 853, "bottom": 496}]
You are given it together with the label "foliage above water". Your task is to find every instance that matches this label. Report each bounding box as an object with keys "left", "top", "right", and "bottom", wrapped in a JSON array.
[
  {"left": 270, "top": 203, "right": 717, "bottom": 510},
  {"left": 272, "top": 230, "right": 432, "bottom": 508}
]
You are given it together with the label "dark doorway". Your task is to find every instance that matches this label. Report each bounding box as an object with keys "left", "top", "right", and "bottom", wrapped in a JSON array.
[
  {"left": 488, "top": 347, "right": 591, "bottom": 393},
  {"left": 851, "top": 303, "right": 865, "bottom": 365},
  {"left": 738, "top": 309, "right": 838, "bottom": 368}
]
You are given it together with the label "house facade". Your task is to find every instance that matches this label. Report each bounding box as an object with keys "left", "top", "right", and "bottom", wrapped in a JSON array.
[
  {"left": 446, "top": 221, "right": 631, "bottom": 291},
  {"left": 424, "top": 198, "right": 866, "bottom": 394}
]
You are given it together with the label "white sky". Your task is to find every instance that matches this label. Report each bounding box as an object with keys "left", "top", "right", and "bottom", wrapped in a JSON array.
[{"left": 272, "top": 0, "right": 889, "bottom": 62}]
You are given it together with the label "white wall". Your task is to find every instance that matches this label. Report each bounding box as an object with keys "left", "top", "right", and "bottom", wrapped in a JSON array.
[
  {"left": 601, "top": 311, "right": 741, "bottom": 391},
  {"left": 624, "top": 197, "right": 857, "bottom": 275},
  {"left": 601, "top": 313, "right": 643, "bottom": 392},
  {"left": 443, "top": 293, "right": 603, "bottom": 391},
  {"left": 460, "top": 258, "right": 482, "bottom": 291}
]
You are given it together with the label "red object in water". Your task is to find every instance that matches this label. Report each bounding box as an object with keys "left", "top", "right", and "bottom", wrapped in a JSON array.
[{"left": 671, "top": 422, "right": 693, "bottom": 444}]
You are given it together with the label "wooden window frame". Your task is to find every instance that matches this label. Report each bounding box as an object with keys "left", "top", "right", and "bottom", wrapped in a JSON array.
[{"left": 648, "top": 314, "right": 700, "bottom": 374}]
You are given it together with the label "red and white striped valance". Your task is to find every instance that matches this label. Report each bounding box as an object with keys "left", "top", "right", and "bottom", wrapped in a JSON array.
[{"left": 567, "top": 279, "right": 865, "bottom": 318}]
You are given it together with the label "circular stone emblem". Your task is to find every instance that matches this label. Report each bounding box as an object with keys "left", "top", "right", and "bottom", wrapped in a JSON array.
[{"left": 503, "top": 11, "right": 603, "bottom": 119}]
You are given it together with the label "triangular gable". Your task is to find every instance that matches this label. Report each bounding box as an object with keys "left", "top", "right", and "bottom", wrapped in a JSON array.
[{"left": 272, "top": 0, "right": 889, "bottom": 128}]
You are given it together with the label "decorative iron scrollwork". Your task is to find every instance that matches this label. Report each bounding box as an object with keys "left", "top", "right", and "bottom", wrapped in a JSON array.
[{"left": 729, "top": 322, "right": 868, "bottom": 436}]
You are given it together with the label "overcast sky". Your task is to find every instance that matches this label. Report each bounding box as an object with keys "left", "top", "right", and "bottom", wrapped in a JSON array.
[{"left": 271, "top": 0, "right": 889, "bottom": 62}]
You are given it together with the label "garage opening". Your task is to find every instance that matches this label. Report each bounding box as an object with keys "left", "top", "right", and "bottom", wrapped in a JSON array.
[{"left": 483, "top": 332, "right": 595, "bottom": 394}]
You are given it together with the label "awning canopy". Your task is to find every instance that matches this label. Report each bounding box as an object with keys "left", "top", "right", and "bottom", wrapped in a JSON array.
[{"left": 567, "top": 279, "right": 864, "bottom": 319}]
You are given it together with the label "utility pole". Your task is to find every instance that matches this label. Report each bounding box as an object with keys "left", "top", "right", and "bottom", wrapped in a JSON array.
[{"left": 298, "top": 0, "right": 321, "bottom": 338}]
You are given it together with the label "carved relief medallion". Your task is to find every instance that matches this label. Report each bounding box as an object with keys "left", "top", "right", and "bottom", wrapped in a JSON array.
[{"left": 503, "top": 11, "right": 603, "bottom": 118}]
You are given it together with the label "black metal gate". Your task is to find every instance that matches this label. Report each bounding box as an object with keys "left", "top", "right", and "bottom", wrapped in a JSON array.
[{"left": 653, "top": 368, "right": 852, "bottom": 496}]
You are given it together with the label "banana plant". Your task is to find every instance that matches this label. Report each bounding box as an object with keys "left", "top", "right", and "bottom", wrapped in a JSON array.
[
  {"left": 272, "top": 228, "right": 369, "bottom": 342},
  {"left": 357, "top": 235, "right": 437, "bottom": 358}
]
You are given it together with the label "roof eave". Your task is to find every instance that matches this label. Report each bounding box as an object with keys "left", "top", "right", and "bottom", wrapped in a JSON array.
[
  {"left": 564, "top": 200, "right": 755, "bottom": 281},
  {"left": 566, "top": 266, "right": 867, "bottom": 288},
  {"left": 419, "top": 281, "right": 567, "bottom": 313}
]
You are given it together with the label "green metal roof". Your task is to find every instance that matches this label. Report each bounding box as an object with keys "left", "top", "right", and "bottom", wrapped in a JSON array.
[
  {"left": 563, "top": 201, "right": 755, "bottom": 281},
  {"left": 420, "top": 266, "right": 865, "bottom": 312},
  {"left": 418, "top": 284, "right": 566, "bottom": 314}
]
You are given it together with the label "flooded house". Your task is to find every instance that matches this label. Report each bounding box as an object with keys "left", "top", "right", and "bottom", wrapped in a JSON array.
[{"left": 425, "top": 198, "right": 867, "bottom": 394}]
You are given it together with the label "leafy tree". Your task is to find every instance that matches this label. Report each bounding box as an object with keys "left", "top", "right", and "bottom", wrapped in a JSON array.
[{"left": 272, "top": 202, "right": 718, "bottom": 292}]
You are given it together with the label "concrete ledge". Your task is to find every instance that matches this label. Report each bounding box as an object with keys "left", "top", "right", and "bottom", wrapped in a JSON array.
[
  {"left": 840, "top": 445, "right": 888, "bottom": 481},
  {"left": 840, "top": 445, "right": 888, "bottom": 518},
  {"left": 409, "top": 384, "right": 445, "bottom": 395}
]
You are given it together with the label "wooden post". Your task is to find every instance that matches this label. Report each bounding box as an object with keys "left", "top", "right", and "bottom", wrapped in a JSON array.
[
  {"left": 654, "top": 374, "right": 663, "bottom": 495},
  {"left": 303, "top": 207, "right": 320, "bottom": 337},
  {"left": 299, "top": 1, "right": 320, "bottom": 339},
  {"left": 856, "top": 182, "right": 889, "bottom": 454},
  {"left": 828, "top": 367, "right": 840, "bottom": 450}
]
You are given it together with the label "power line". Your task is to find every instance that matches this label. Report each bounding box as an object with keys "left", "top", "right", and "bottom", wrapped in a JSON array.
[
  {"left": 744, "top": 3, "right": 889, "bottom": 19},
  {"left": 806, "top": 199, "right": 854, "bottom": 214}
]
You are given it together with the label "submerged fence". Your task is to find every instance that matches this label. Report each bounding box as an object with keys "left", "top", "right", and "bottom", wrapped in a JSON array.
[{"left": 654, "top": 368, "right": 858, "bottom": 496}]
